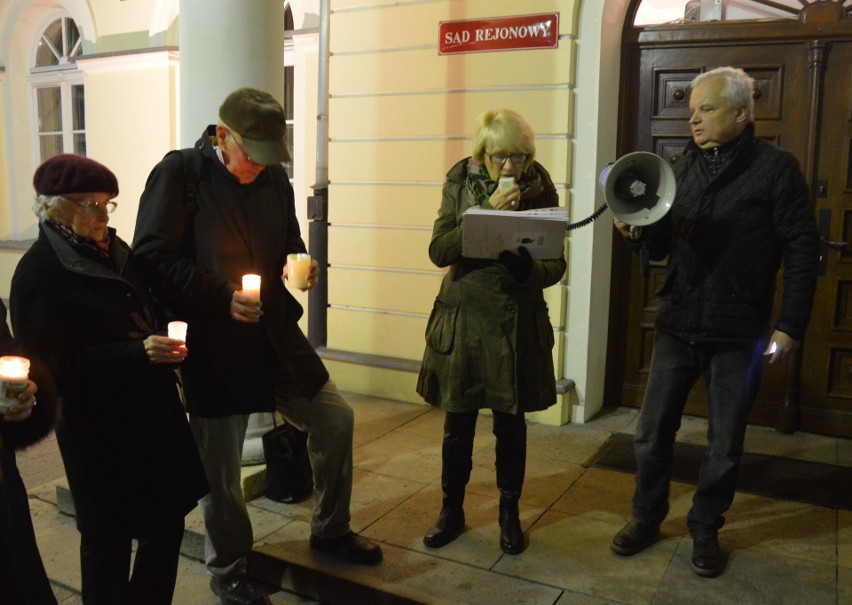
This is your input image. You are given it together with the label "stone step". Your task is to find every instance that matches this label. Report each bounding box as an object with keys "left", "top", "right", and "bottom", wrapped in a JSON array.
[
  {"left": 55, "top": 463, "right": 269, "bottom": 561},
  {"left": 51, "top": 467, "right": 417, "bottom": 604}
]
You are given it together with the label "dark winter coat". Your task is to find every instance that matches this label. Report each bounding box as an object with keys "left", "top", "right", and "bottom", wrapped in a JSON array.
[
  {"left": 132, "top": 127, "right": 329, "bottom": 418},
  {"left": 10, "top": 223, "right": 208, "bottom": 538},
  {"left": 0, "top": 302, "right": 59, "bottom": 453},
  {"left": 417, "top": 158, "right": 567, "bottom": 414},
  {"left": 0, "top": 299, "right": 59, "bottom": 605},
  {"left": 646, "top": 124, "right": 819, "bottom": 342}
]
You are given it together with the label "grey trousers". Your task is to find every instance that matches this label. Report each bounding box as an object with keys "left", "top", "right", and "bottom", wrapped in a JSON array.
[{"left": 190, "top": 379, "right": 355, "bottom": 579}]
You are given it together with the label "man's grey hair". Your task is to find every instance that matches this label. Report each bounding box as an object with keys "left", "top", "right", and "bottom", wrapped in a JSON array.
[
  {"left": 33, "top": 194, "right": 67, "bottom": 222},
  {"left": 692, "top": 66, "right": 755, "bottom": 122}
]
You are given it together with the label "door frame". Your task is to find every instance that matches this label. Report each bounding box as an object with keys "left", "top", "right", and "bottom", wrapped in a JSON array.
[{"left": 605, "top": 1, "right": 852, "bottom": 435}]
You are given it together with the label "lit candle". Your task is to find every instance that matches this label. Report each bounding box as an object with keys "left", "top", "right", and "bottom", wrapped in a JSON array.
[
  {"left": 0, "top": 355, "right": 30, "bottom": 413},
  {"left": 242, "top": 274, "right": 261, "bottom": 301},
  {"left": 168, "top": 321, "right": 188, "bottom": 342}
]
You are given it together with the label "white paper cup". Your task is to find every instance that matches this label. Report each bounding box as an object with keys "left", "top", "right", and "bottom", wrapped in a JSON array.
[
  {"left": 287, "top": 253, "right": 312, "bottom": 289},
  {"left": 168, "top": 321, "right": 188, "bottom": 342}
]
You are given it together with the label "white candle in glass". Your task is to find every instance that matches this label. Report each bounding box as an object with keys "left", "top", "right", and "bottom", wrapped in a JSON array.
[
  {"left": 0, "top": 355, "right": 30, "bottom": 413},
  {"left": 242, "top": 274, "right": 261, "bottom": 301},
  {"left": 168, "top": 321, "right": 188, "bottom": 342}
]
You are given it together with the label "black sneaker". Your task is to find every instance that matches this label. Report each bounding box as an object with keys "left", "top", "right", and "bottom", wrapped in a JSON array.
[
  {"left": 310, "top": 531, "right": 383, "bottom": 565},
  {"left": 209, "top": 575, "right": 271, "bottom": 605}
]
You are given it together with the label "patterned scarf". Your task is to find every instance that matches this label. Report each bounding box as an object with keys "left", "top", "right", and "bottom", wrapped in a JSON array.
[
  {"left": 464, "top": 159, "right": 544, "bottom": 209},
  {"left": 48, "top": 220, "right": 112, "bottom": 261}
]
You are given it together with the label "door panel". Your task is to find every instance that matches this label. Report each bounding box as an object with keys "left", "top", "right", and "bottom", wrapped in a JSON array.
[{"left": 801, "top": 41, "right": 852, "bottom": 435}]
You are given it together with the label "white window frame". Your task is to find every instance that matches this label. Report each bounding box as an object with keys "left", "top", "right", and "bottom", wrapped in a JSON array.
[{"left": 28, "top": 10, "right": 86, "bottom": 163}]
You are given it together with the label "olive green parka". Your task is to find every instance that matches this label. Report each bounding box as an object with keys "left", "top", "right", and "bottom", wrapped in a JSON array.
[{"left": 416, "top": 158, "right": 566, "bottom": 414}]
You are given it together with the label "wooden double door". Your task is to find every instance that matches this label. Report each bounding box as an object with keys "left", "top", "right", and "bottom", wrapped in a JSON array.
[{"left": 607, "top": 6, "right": 852, "bottom": 437}]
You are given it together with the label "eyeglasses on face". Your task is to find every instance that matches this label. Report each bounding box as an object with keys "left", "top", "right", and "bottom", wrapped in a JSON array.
[
  {"left": 229, "top": 131, "right": 259, "bottom": 166},
  {"left": 488, "top": 152, "right": 529, "bottom": 166},
  {"left": 69, "top": 198, "right": 117, "bottom": 213}
]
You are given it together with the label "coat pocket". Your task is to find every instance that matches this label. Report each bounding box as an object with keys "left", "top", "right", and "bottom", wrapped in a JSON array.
[{"left": 424, "top": 298, "right": 459, "bottom": 354}]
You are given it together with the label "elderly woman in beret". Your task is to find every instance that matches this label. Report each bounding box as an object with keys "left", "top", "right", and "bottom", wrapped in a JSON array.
[
  {"left": 10, "top": 154, "right": 208, "bottom": 605},
  {"left": 417, "top": 109, "right": 566, "bottom": 555}
]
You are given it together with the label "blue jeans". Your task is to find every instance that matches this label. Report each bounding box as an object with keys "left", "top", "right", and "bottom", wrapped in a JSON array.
[{"left": 632, "top": 330, "right": 765, "bottom": 535}]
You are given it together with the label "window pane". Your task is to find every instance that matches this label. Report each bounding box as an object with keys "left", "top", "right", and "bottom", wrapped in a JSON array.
[
  {"left": 73, "top": 133, "right": 86, "bottom": 156},
  {"left": 64, "top": 18, "right": 81, "bottom": 58},
  {"left": 284, "top": 66, "right": 294, "bottom": 119},
  {"left": 37, "top": 87, "right": 62, "bottom": 132},
  {"left": 72, "top": 84, "right": 85, "bottom": 130},
  {"left": 285, "top": 124, "right": 294, "bottom": 175},
  {"left": 39, "top": 134, "right": 63, "bottom": 161},
  {"left": 35, "top": 21, "right": 62, "bottom": 67}
]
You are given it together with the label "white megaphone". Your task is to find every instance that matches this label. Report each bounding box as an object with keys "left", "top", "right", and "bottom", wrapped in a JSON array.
[{"left": 598, "top": 151, "right": 676, "bottom": 227}]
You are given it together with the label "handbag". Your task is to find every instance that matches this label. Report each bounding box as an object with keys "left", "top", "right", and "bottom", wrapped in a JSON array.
[{"left": 262, "top": 416, "right": 313, "bottom": 504}]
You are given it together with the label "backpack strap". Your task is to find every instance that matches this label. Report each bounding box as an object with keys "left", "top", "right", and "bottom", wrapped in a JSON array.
[{"left": 173, "top": 148, "right": 205, "bottom": 218}]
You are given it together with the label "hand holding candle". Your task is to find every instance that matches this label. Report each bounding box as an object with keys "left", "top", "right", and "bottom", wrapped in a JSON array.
[
  {"left": 242, "top": 274, "right": 261, "bottom": 301},
  {"left": 0, "top": 355, "right": 30, "bottom": 414},
  {"left": 231, "top": 274, "right": 263, "bottom": 323},
  {"left": 286, "top": 253, "right": 312, "bottom": 290},
  {"left": 168, "top": 321, "right": 188, "bottom": 347}
]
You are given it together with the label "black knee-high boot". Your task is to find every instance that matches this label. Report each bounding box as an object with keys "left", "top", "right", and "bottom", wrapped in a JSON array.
[
  {"left": 494, "top": 411, "right": 527, "bottom": 554},
  {"left": 424, "top": 411, "right": 477, "bottom": 548}
]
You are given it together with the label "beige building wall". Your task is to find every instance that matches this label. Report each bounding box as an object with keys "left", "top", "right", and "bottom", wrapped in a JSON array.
[
  {"left": 323, "top": 0, "right": 579, "bottom": 424},
  {"left": 0, "top": 0, "right": 633, "bottom": 425}
]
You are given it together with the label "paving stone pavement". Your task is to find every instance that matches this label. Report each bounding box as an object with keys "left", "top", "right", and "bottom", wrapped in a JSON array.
[{"left": 17, "top": 395, "right": 852, "bottom": 605}]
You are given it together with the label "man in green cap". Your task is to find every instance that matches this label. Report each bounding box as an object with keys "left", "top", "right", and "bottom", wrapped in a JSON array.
[{"left": 133, "top": 88, "right": 382, "bottom": 605}]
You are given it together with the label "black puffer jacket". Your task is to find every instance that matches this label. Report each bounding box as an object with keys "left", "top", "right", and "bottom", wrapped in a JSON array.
[{"left": 646, "top": 124, "right": 819, "bottom": 342}]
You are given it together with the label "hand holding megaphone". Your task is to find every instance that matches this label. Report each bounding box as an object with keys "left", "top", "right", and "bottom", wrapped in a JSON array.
[{"left": 613, "top": 217, "right": 642, "bottom": 241}]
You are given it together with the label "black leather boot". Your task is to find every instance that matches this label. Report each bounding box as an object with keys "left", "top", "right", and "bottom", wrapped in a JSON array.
[
  {"left": 498, "top": 497, "right": 525, "bottom": 554},
  {"left": 423, "top": 494, "right": 465, "bottom": 548},
  {"left": 494, "top": 411, "right": 527, "bottom": 554},
  {"left": 423, "top": 412, "right": 477, "bottom": 549}
]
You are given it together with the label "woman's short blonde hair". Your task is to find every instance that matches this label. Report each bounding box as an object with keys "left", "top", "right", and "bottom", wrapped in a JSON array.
[{"left": 471, "top": 109, "right": 536, "bottom": 164}]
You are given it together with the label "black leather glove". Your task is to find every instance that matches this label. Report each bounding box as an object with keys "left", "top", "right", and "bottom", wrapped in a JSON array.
[{"left": 497, "top": 246, "right": 533, "bottom": 283}]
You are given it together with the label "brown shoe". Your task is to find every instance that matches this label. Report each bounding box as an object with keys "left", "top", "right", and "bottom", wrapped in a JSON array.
[
  {"left": 209, "top": 575, "right": 271, "bottom": 605},
  {"left": 610, "top": 519, "right": 660, "bottom": 556},
  {"left": 691, "top": 533, "right": 725, "bottom": 578},
  {"left": 310, "top": 531, "right": 383, "bottom": 565}
]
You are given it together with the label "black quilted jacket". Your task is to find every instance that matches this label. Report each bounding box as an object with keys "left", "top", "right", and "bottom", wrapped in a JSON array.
[{"left": 646, "top": 124, "right": 819, "bottom": 342}]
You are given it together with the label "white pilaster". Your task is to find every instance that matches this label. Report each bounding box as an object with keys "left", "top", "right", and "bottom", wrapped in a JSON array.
[{"left": 178, "top": 0, "right": 284, "bottom": 463}]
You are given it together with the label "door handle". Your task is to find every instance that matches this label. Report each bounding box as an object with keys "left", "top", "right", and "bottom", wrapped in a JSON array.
[
  {"left": 821, "top": 236, "right": 848, "bottom": 251},
  {"left": 817, "top": 209, "right": 846, "bottom": 277}
]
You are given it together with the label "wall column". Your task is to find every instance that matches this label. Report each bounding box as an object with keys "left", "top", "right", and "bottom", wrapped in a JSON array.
[
  {"left": 178, "top": 0, "right": 284, "bottom": 463},
  {"left": 178, "top": 0, "right": 284, "bottom": 147}
]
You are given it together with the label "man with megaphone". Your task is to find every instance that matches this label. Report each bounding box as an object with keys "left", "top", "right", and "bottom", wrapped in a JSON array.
[{"left": 610, "top": 66, "right": 819, "bottom": 578}]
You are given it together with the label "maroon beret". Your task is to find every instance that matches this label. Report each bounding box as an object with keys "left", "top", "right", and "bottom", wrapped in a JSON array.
[{"left": 32, "top": 154, "right": 119, "bottom": 197}]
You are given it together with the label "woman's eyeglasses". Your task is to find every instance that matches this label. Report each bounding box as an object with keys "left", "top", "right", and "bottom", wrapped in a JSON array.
[
  {"left": 71, "top": 198, "right": 117, "bottom": 213},
  {"left": 489, "top": 153, "right": 528, "bottom": 166}
]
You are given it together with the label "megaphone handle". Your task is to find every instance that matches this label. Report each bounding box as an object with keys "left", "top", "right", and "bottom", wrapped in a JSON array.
[{"left": 629, "top": 226, "right": 642, "bottom": 240}]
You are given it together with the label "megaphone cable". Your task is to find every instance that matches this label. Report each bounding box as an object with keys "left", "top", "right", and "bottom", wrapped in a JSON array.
[{"left": 565, "top": 202, "right": 609, "bottom": 231}]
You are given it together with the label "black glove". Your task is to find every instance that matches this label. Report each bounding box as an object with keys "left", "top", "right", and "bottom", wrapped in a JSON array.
[{"left": 498, "top": 246, "right": 533, "bottom": 283}]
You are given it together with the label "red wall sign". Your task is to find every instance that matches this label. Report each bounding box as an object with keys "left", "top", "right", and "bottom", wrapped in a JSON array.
[{"left": 439, "top": 13, "right": 559, "bottom": 56}]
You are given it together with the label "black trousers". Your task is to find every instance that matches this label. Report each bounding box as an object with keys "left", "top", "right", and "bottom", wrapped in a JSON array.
[
  {"left": 79, "top": 516, "right": 185, "bottom": 605},
  {"left": 0, "top": 448, "right": 57, "bottom": 604}
]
